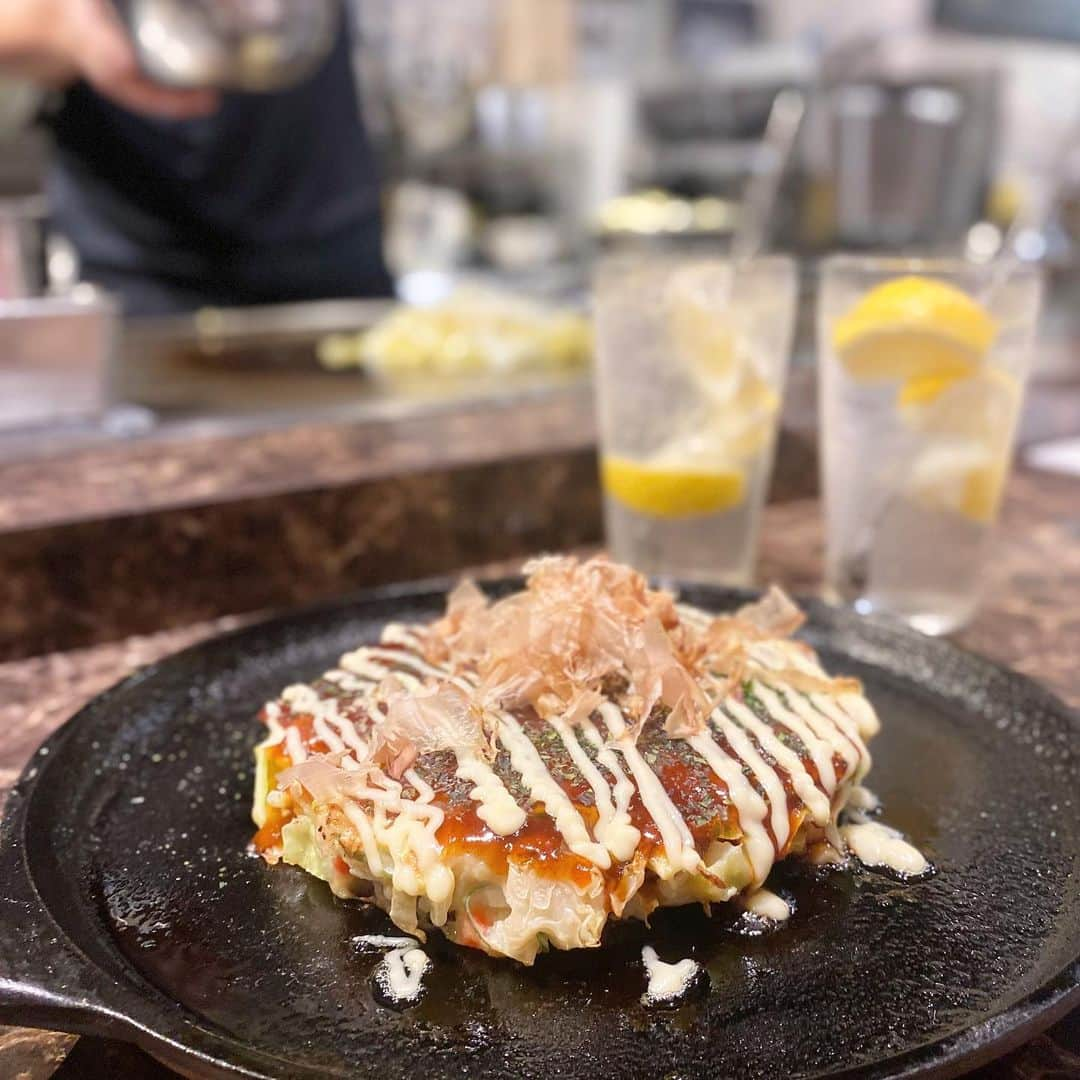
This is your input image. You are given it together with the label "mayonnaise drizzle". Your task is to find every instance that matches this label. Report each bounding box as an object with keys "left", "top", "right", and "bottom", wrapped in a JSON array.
[
  {"left": 808, "top": 692, "right": 868, "bottom": 775},
  {"left": 323, "top": 668, "right": 375, "bottom": 694},
  {"left": 278, "top": 682, "right": 369, "bottom": 760},
  {"left": 328, "top": 717, "right": 368, "bottom": 756},
  {"left": 749, "top": 640, "right": 871, "bottom": 774},
  {"left": 497, "top": 710, "right": 611, "bottom": 869},
  {"left": 336, "top": 643, "right": 530, "bottom": 841},
  {"left": 281, "top": 683, "right": 323, "bottom": 714},
  {"left": 345, "top": 646, "right": 488, "bottom": 841},
  {"left": 550, "top": 714, "right": 640, "bottom": 862},
  {"left": 283, "top": 724, "right": 307, "bottom": 764},
  {"left": 338, "top": 652, "right": 394, "bottom": 683},
  {"left": 752, "top": 683, "right": 837, "bottom": 791},
  {"left": 334, "top": 767, "right": 453, "bottom": 916},
  {"left": 685, "top": 728, "right": 772, "bottom": 884},
  {"left": 367, "top": 646, "right": 474, "bottom": 694},
  {"left": 598, "top": 703, "right": 699, "bottom": 875},
  {"left": 724, "top": 697, "right": 832, "bottom": 826},
  {"left": 455, "top": 749, "right": 526, "bottom": 836},
  {"left": 783, "top": 690, "right": 861, "bottom": 780},
  {"left": 404, "top": 767, "right": 435, "bottom": 803},
  {"left": 580, "top": 717, "right": 638, "bottom": 837},
  {"left": 742, "top": 887, "right": 791, "bottom": 922},
  {"left": 641, "top": 945, "right": 702, "bottom": 1005},
  {"left": 711, "top": 711, "right": 790, "bottom": 853},
  {"left": 841, "top": 821, "right": 929, "bottom": 877},
  {"left": 372, "top": 946, "right": 431, "bottom": 1005},
  {"left": 343, "top": 799, "right": 385, "bottom": 875},
  {"left": 313, "top": 714, "right": 346, "bottom": 753},
  {"left": 839, "top": 690, "right": 881, "bottom": 739},
  {"left": 381, "top": 623, "right": 423, "bottom": 647}
]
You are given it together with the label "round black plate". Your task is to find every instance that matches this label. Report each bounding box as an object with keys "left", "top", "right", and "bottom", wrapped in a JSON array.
[{"left": 1, "top": 581, "right": 1078, "bottom": 1080}]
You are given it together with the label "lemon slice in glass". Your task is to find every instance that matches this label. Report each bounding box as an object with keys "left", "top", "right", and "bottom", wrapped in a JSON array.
[
  {"left": 962, "top": 455, "right": 1011, "bottom": 523},
  {"left": 665, "top": 263, "right": 739, "bottom": 399},
  {"left": 701, "top": 371, "right": 781, "bottom": 461},
  {"left": 601, "top": 455, "right": 745, "bottom": 518},
  {"left": 898, "top": 366, "right": 1020, "bottom": 442},
  {"left": 834, "top": 276, "right": 997, "bottom": 382},
  {"left": 907, "top": 441, "right": 1009, "bottom": 524}
]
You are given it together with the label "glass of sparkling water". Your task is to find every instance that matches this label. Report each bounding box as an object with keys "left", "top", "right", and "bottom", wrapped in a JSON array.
[
  {"left": 594, "top": 254, "right": 797, "bottom": 585},
  {"left": 818, "top": 255, "right": 1042, "bottom": 634}
]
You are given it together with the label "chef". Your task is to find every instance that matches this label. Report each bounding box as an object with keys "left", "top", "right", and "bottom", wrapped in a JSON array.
[{"left": 0, "top": 0, "right": 392, "bottom": 314}]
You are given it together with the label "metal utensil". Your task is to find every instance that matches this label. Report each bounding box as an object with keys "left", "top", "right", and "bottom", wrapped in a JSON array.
[
  {"left": 731, "top": 88, "right": 805, "bottom": 260},
  {"left": 116, "top": 0, "right": 340, "bottom": 92}
]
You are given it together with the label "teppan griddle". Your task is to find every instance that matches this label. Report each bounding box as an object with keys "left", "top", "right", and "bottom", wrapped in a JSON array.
[{"left": 0, "top": 580, "right": 1077, "bottom": 1079}]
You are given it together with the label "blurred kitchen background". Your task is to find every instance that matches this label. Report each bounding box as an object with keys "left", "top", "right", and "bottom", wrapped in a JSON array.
[
  {"left": 2, "top": 0, "right": 1080, "bottom": 659},
  {"left": 6, "top": 0, "right": 1080, "bottom": 420}
]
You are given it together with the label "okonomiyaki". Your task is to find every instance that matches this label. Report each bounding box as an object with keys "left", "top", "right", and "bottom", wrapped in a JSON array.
[{"left": 252, "top": 556, "right": 885, "bottom": 964}]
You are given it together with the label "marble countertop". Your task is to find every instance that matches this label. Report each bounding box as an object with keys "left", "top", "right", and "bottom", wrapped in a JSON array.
[
  {"left": 0, "top": 385, "right": 605, "bottom": 661},
  {"left": 0, "top": 467, "right": 1077, "bottom": 1078},
  {"left": 0, "top": 381, "right": 596, "bottom": 534},
  {"left": 2, "top": 367, "right": 1074, "bottom": 536}
]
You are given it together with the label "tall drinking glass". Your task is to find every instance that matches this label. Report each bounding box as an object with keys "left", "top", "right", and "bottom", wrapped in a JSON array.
[
  {"left": 818, "top": 256, "right": 1042, "bottom": 634},
  {"left": 594, "top": 255, "right": 797, "bottom": 585}
]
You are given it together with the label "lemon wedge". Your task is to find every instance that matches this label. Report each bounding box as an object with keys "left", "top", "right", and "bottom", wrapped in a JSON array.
[
  {"left": 898, "top": 366, "right": 1020, "bottom": 443},
  {"left": 961, "top": 456, "right": 1010, "bottom": 523},
  {"left": 673, "top": 306, "right": 737, "bottom": 390},
  {"left": 907, "top": 441, "right": 1009, "bottom": 524},
  {"left": 707, "top": 372, "right": 781, "bottom": 460},
  {"left": 733, "top": 370, "right": 781, "bottom": 417},
  {"left": 834, "top": 276, "right": 997, "bottom": 382},
  {"left": 666, "top": 264, "right": 738, "bottom": 398},
  {"left": 601, "top": 455, "right": 745, "bottom": 518},
  {"left": 896, "top": 371, "right": 960, "bottom": 409}
]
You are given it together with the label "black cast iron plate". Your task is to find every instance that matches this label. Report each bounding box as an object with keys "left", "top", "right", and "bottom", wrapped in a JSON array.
[{"left": 0, "top": 580, "right": 1077, "bottom": 1079}]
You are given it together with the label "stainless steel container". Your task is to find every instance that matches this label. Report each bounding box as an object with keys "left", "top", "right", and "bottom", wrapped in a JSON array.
[
  {"left": 825, "top": 75, "right": 996, "bottom": 248},
  {"left": 0, "top": 198, "right": 45, "bottom": 300},
  {"left": 0, "top": 288, "right": 117, "bottom": 431},
  {"left": 117, "top": 0, "right": 340, "bottom": 92}
]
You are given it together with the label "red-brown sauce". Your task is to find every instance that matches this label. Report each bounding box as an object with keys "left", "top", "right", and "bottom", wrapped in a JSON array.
[
  {"left": 252, "top": 743, "right": 293, "bottom": 854},
  {"left": 435, "top": 799, "right": 597, "bottom": 890}
]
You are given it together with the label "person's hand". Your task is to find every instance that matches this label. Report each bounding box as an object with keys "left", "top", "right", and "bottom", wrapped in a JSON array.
[{"left": 2, "top": 0, "right": 219, "bottom": 117}]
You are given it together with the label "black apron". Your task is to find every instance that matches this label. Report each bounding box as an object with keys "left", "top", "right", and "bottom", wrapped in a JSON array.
[{"left": 46, "top": 24, "right": 391, "bottom": 315}]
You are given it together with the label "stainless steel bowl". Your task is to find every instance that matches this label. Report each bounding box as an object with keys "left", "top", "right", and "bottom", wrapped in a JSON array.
[{"left": 119, "top": 0, "right": 341, "bottom": 93}]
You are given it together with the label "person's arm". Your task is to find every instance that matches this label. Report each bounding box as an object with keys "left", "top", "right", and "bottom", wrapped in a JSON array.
[{"left": 0, "top": 0, "right": 218, "bottom": 117}]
